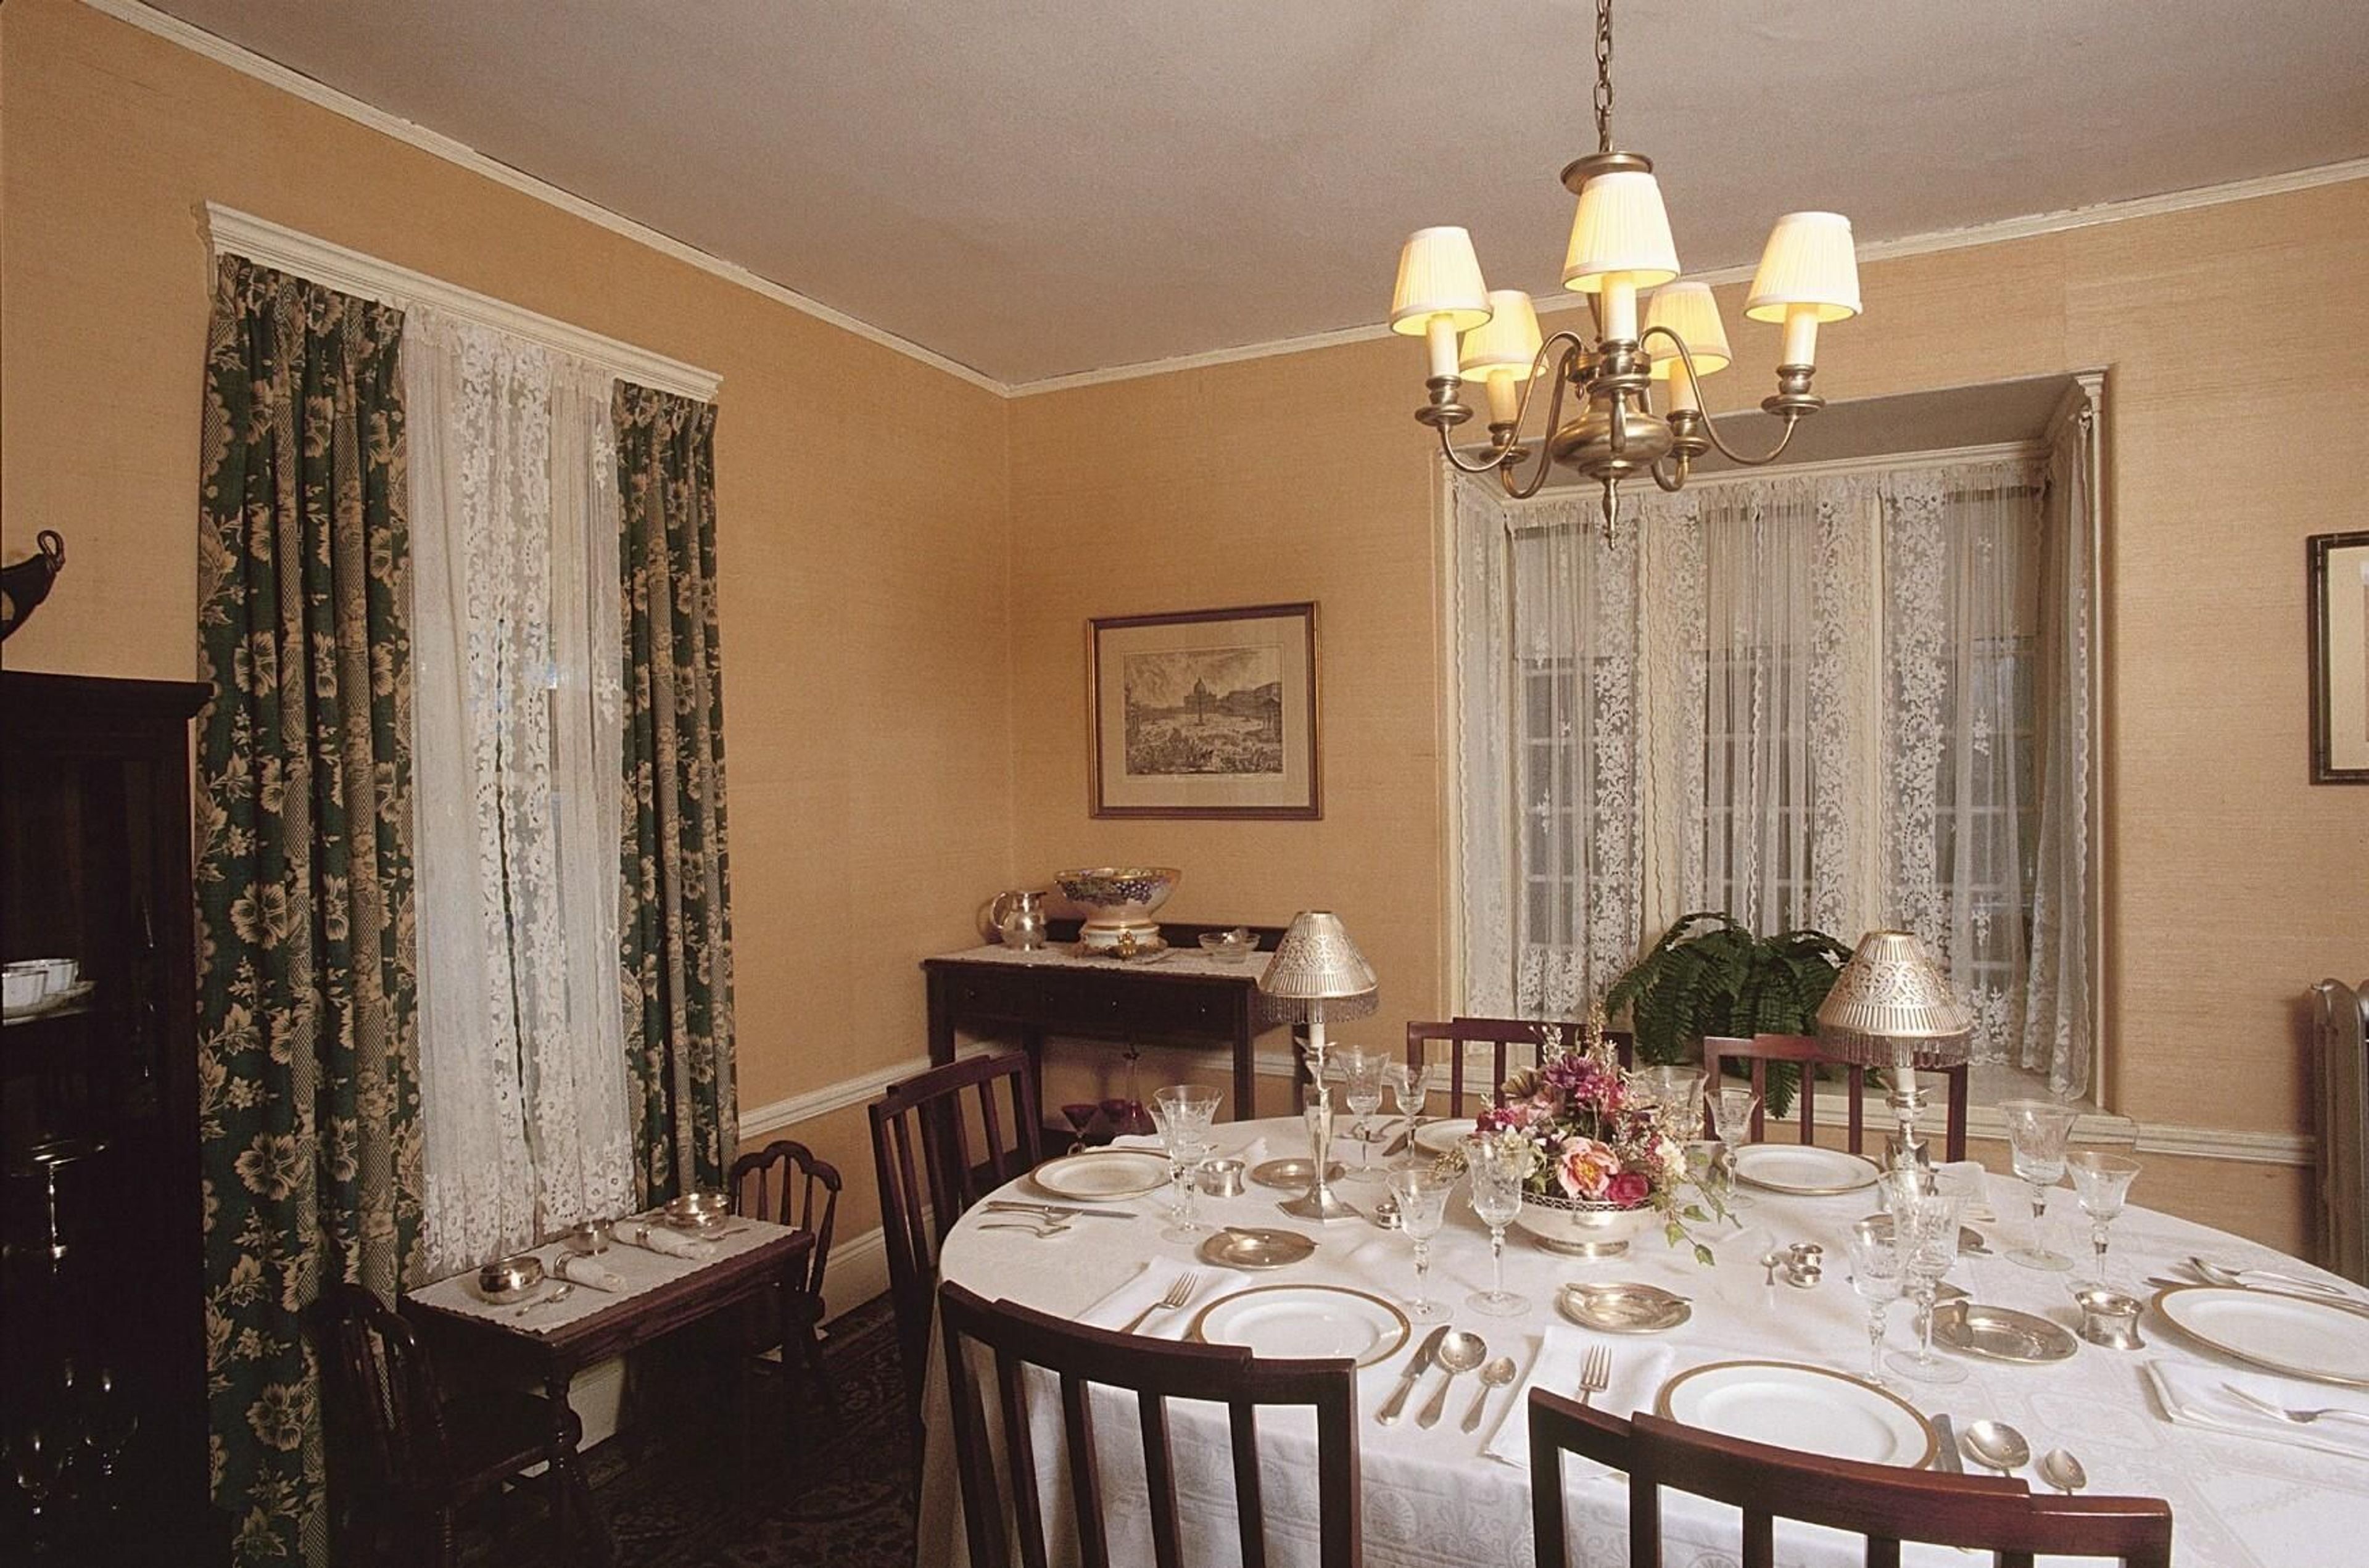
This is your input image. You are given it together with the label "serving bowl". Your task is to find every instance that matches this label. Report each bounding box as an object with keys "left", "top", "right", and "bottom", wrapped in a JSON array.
[
  {"left": 559, "top": 1219, "right": 613, "bottom": 1255},
  {"left": 478, "top": 1253, "right": 547, "bottom": 1303},
  {"left": 1197, "top": 927, "right": 1257, "bottom": 963},
  {"left": 1054, "top": 866, "right": 1181, "bottom": 952},
  {"left": 660, "top": 1190, "right": 733, "bottom": 1232}
]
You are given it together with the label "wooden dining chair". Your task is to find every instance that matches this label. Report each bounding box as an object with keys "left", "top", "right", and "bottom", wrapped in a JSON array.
[
  {"left": 1528, "top": 1390, "right": 2172, "bottom": 1568},
  {"left": 1407, "top": 1017, "right": 1632, "bottom": 1116},
  {"left": 869, "top": 1051, "right": 1043, "bottom": 1411},
  {"left": 316, "top": 1283, "right": 603, "bottom": 1568},
  {"left": 1702, "top": 1033, "right": 1970, "bottom": 1162},
  {"left": 938, "top": 1281, "right": 1362, "bottom": 1568},
  {"left": 729, "top": 1137, "right": 841, "bottom": 1414}
]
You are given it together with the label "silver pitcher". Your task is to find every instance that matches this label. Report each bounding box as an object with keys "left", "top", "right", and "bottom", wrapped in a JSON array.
[{"left": 990, "top": 889, "right": 1050, "bottom": 951}]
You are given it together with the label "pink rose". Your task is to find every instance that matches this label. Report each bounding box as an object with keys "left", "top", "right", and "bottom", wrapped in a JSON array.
[{"left": 1606, "top": 1171, "right": 1650, "bottom": 1208}]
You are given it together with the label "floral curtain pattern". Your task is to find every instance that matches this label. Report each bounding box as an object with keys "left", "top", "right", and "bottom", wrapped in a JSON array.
[
  {"left": 615, "top": 384, "right": 737, "bottom": 1202},
  {"left": 194, "top": 257, "right": 424, "bottom": 1564}
]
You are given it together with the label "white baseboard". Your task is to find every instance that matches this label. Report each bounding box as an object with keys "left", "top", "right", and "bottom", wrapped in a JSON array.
[{"left": 821, "top": 1224, "right": 890, "bottom": 1321}]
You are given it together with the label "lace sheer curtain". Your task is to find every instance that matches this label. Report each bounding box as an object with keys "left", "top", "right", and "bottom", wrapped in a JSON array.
[
  {"left": 1452, "top": 440, "right": 2091, "bottom": 1089},
  {"left": 407, "top": 307, "right": 636, "bottom": 1275}
]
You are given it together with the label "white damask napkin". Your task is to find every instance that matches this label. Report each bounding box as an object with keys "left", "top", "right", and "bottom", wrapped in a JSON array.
[
  {"left": 1079, "top": 1256, "right": 1230, "bottom": 1340},
  {"left": 1933, "top": 1160, "right": 1998, "bottom": 1222},
  {"left": 553, "top": 1253, "right": 628, "bottom": 1291},
  {"left": 2146, "top": 1360, "right": 2369, "bottom": 1461},
  {"left": 1481, "top": 1325, "right": 1676, "bottom": 1469},
  {"left": 618, "top": 1221, "right": 710, "bottom": 1260}
]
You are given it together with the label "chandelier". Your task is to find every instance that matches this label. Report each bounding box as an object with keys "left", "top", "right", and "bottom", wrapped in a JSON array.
[{"left": 1389, "top": 0, "right": 1862, "bottom": 540}]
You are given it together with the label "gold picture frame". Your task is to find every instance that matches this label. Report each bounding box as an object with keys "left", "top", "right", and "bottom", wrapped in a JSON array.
[
  {"left": 2310, "top": 530, "right": 2369, "bottom": 784},
  {"left": 1088, "top": 602, "right": 1320, "bottom": 819}
]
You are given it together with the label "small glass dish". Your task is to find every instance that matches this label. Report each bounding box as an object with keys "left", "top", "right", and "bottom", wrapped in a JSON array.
[{"left": 1197, "top": 928, "right": 1257, "bottom": 963}]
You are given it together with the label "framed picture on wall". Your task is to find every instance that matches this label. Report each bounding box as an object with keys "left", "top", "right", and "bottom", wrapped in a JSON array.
[
  {"left": 2310, "top": 530, "right": 2369, "bottom": 783},
  {"left": 1089, "top": 602, "right": 1320, "bottom": 818}
]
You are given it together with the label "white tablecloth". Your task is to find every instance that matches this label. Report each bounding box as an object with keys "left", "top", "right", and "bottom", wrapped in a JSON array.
[{"left": 916, "top": 1120, "right": 2369, "bottom": 1567}]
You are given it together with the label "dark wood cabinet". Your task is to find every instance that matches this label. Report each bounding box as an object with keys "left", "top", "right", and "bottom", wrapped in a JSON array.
[{"left": 2, "top": 671, "right": 218, "bottom": 1558}]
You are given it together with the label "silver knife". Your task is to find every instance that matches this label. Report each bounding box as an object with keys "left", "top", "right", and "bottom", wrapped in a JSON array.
[
  {"left": 983, "top": 1201, "right": 1135, "bottom": 1221},
  {"left": 1930, "top": 1413, "right": 1964, "bottom": 1473},
  {"left": 1378, "top": 1324, "right": 1451, "bottom": 1426}
]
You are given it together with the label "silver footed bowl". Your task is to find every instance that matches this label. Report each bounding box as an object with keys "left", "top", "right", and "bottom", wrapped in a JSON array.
[{"left": 661, "top": 1190, "right": 733, "bottom": 1231}]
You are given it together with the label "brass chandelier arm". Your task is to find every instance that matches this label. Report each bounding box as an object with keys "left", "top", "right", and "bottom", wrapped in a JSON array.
[
  {"left": 1639, "top": 325, "right": 1807, "bottom": 468},
  {"left": 1497, "top": 336, "right": 1589, "bottom": 501},
  {"left": 1434, "top": 423, "right": 1520, "bottom": 476}
]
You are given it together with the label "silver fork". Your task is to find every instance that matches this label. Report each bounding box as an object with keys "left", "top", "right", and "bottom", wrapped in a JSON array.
[
  {"left": 1577, "top": 1345, "right": 1612, "bottom": 1407},
  {"left": 2223, "top": 1383, "right": 2369, "bottom": 1427},
  {"left": 1121, "top": 1271, "right": 1200, "bottom": 1334},
  {"left": 980, "top": 1218, "right": 1073, "bottom": 1237}
]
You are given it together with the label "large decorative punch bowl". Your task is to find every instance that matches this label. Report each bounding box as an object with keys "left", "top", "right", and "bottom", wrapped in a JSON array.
[
  {"left": 1054, "top": 866, "right": 1181, "bottom": 952},
  {"left": 1515, "top": 1192, "right": 1652, "bottom": 1258}
]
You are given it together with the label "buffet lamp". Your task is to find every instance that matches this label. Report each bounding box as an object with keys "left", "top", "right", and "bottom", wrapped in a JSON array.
[
  {"left": 1257, "top": 911, "right": 1379, "bottom": 1223},
  {"left": 1814, "top": 930, "right": 1973, "bottom": 1187}
]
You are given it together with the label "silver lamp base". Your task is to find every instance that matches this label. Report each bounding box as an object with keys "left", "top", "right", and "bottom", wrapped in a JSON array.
[{"left": 1277, "top": 1187, "right": 1363, "bottom": 1224}]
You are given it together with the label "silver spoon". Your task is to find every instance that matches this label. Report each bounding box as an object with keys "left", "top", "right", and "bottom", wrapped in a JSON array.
[
  {"left": 2037, "top": 1448, "right": 2087, "bottom": 1495},
  {"left": 1959, "top": 1418, "right": 2031, "bottom": 1476},
  {"left": 1462, "top": 1355, "right": 1519, "bottom": 1434},
  {"left": 1760, "top": 1251, "right": 1786, "bottom": 1290},
  {"left": 515, "top": 1282, "right": 575, "bottom": 1317},
  {"left": 1416, "top": 1331, "right": 1487, "bottom": 1429},
  {"left": 2188, "top": 1256, "right": 2353, "bottom": 1300}
]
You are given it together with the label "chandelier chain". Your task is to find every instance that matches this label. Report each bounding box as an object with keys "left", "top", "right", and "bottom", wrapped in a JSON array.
[{"left": 1594, "top": 0, "right": 1615, "bottom": 154}]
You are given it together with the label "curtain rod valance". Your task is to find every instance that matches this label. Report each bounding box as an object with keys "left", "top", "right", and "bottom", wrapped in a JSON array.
[{"left": 203, "top": 203, "right": 722, "bottom": 403}]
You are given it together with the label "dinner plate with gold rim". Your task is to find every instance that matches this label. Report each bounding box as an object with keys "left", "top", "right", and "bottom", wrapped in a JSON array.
[
  {"left": 1930, "top": 1301, "right": 2078, "bottom": 1364},
  {"left": 1656, "top": 1361, "right": 1937, "bottom": 1468},
  {"left": 1557, "top": 1281, "right": 1691, "bottom": 1334},
  {"left": 1411, "top": 1117, "right": 1480, "bottom": 1157},
  {"left": 1732, "top": 1144, "right": 1881, "bottom": 1196},
  {"left": 2152, "top": 1284, "right": 2369, "bottom": 1388},
  {"left": 1188, "top": 1284, "right": 1410, "bottom": 1367},
  {"left": 1033, "top": 1149, "right": 1171, "bottom": 1202},
  {"left": 1197, "top": 1226, "right": 1318, "bottom": 1271}
]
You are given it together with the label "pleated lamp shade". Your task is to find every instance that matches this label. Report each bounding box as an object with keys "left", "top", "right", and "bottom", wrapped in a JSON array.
[
  {"left": 1390, "top": 227, "right": 1493, "bottom": 335},
  {"left": 1257, "top": 911, "right": 1379, "bottom": 1025},
  {"left": 1459, "top": 289, "right": 1545, "bottom": 382},
  {"left": 1561, "top": 171, "right": 1681, "bottom": 293},
  {"left": 1745, "top": 211, "right": 1863, "bottom": 324},
  {"left": 1642, "top": 283, "right": 1732, "bottom": 379},
  {"left": 1815, "top": 930, "right": 1973, "bottom": 1067}
]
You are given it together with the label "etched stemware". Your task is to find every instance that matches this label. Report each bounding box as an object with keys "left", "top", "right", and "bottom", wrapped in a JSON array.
[
  {"left": 2066, "top": 1150, "right": 2141, "bottom": 1289},
  {"left": 1709, "top": 1084, "right": 1761, "bottom": 1211},
  {"left": 1337, "top": 1047, "right": 1389, "bottom": 1182},
  {"left": 1999, "top": 1098, "right": 2082, "bottom": 1271},
  {"left": 1383, "top": 1059, "right": 1424, "bottom": 1170},
  {"left": 1464, "top": 1133, "right": 1533, "bottom": 1318},
  {"left": 1884, "top": 1188, "right": 1968, "bottom": 1385},
  {"left": 1150, "top": 1084, "right": 1222, "bottom": 1242},
  {"left": 1391, "top": 1165, "right": 1453, "bottom": 1320},
  {"left": 1846, "top": 1218, "right": 1906, "bottom": 1390}
]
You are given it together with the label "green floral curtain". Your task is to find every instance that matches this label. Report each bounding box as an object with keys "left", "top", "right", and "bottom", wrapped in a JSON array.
[
  {"left": 616, "top": 384, "right": 737, "bottom": 1203},
  {"left": 194, "top": 256, "right": 424, "bottom": 1564}
]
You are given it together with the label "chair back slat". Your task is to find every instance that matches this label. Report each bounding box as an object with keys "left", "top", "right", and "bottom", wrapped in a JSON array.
[
  {"left": 1704, "top": 1033, "right": 1970, "bottom": 1162},
  {"left": 940, "top": 1282, "right": 1361, "bottom": 1568},
  {"left": 991, "top": 1348, "right": 1051, "bottom": 1568},
  {"left": 317, "top": 1282, "right": 451, "bottom": 1496},
  {"left": 1527, "top": 1389, "right": 2171, "bottom": 1567}
]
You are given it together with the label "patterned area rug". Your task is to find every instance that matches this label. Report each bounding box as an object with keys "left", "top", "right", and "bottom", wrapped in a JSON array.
[{"left": 463, "top": 1297, "right": 916, "bottom": 1568}]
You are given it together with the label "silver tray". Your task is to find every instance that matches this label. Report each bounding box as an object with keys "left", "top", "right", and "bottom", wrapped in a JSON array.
[
  {"left": 1557, "top": 1281, "right": 1692, "bottom": 1334},
  {"left": 1197, "top": 1226, "right": 1317, "bottom": 1271},
  {"left": 1249, "top": 1157, "right": 1346, "bottom": 1190},
  {"left": 1931, "top": 1300, "right": 2078, "bottom": 1364}
]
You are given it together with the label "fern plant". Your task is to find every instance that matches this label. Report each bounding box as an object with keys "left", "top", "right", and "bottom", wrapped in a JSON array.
[{"left": 1603, "top": 913, "right": 1852, "bottom": 1115}]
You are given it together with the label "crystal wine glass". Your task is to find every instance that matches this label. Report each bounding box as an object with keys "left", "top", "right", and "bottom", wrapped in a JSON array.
[
  {"left": 1337, "top": 1047, "right": 1389, "bottom": 1181},
  {"left": 1150, "top": 1084, "right": 1222, "bottom": 1242},
  {"left": 1709, "top": 1084, "right": 1761, "bottom": 1211},
  {"left": 1383, "top": 1060, "right": 1422, "bottom": 1168},
  {"left": 1999, "top": 1098, "right": 2082, "bottom": 1271},
  {"left": 1845, "top": 1218, "right": 1906, "bottom": 1390},
  {"left": 1464, "top": 1133, "right": 1534, "bottom": 1318},
  {"left": 2066, "top": 1150, "right": 2141, "bottom": 1289},
  {"left": 1391, "top": 1165, "right": 1454, "bottom": 1320},
  {"left": 1885, "top": 1190, "right": 1968, "bottom": 1385}
]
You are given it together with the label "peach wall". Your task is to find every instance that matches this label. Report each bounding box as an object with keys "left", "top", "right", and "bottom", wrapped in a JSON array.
[
  {"left": 0, "top": 0, "right": 1012, "bottom": 1236},
  {"left": 1009, "top": 179, "right": 2369, "bottom": 1249}
]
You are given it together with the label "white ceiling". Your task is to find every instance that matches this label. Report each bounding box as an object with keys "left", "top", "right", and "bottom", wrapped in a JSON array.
[{"left": 144, "top": 0, "right": 2369, "bottom": 386}]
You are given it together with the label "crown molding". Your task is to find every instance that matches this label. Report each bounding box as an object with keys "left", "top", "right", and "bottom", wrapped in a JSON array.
[
  {"left": 206, "top": 203, "right": 722, "bottom": 400},
  {"left": 83, "top": 1, "right": 2368, "bottom": 403},
  {"left": 1010, "top": 157, "right": 2369, "bottom": 397},
  {"left": 80, "top": 0, "right": 1006, "bottom": 397}
]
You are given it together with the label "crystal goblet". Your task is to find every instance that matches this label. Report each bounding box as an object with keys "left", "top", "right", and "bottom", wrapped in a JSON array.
[
  {"left": 1391, "top": 1165, "right": 1454, "bottom": 1320},
  {"left": 1885, "top": 1190, "right": 1967, "bottom": 1385},
  {"left": 1709, "top": 1084, "right": 1761, "bottom": 1211},
  {"left": 1999, "top": 1098, "right": 2082, "bottom": 1271},
  {"left": 1464, "top": 1133, "right": 1534, "bottom": 1319},
  {"left": 2066, "top": 1150, "right": 2140, "bottom": 1289},
  {"left": 1336, "top": 1047, "right": 1389, "bottom": 1182},
  {"left": 1150, "top": 1084, "right": 1222, "bottom": 1242},
  {"left": 1845, "top": 1218, "right": 1905, "bottom": 1390}
]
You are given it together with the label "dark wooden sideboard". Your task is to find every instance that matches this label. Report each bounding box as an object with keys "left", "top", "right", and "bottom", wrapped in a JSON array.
[{"left": 922, "top": 921, "right": 1292, "bottom": 1121}]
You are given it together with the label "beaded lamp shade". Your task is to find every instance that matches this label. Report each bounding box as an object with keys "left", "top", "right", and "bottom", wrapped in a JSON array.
[
  {"left": 1816, "top": 930, "right": 1974, "bottom": 1068},
  {"left": 1256, "top": 911, "right": 1379, "bottom": 1025}
]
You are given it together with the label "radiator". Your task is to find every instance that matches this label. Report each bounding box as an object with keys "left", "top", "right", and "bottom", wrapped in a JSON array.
[{"left": 2315, "top": 978, "right": 2369, "bottom": 1285}]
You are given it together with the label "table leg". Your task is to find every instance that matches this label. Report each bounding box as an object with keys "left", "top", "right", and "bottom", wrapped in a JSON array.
[
  {"left": 1233, "top": 1018, "right": 1255, "bottom": 1122},
  {"left": 547, "top": 1371, "right": 615, "bottom": 1567},
  {"left": 927, "top": 975, "right": 957, "bottom": 1067}
]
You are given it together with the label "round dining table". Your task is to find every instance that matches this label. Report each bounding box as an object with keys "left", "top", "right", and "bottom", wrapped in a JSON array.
[{"left": 913, "top": 1118, "right": 2369, "bottom": 1567}]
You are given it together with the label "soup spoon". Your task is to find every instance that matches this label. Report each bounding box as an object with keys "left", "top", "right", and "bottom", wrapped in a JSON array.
[
  {"left": 2038, "top": 1448, "right": 2087, "bottom": 1495},
  {"left": 1959, "top": 1419, "right": 2030, "bottom": 1476}
]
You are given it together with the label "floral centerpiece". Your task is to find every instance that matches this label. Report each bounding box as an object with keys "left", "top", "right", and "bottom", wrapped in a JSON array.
[{"left": 1465, "top": 1016, "right": 1722, "bottom": 1263}]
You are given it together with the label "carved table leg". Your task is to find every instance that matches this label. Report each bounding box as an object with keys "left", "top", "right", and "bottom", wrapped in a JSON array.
[{"left": 547, "top": 1370, "right": 614, "bottom": 1567}]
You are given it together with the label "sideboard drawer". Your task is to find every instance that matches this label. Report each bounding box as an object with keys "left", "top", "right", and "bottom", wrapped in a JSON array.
[
  {"left": 943, "top": 967, "right": 1043, "bottom": 1020},
  {"left": 1125, "top": 980, "right": 1239, "bottom": 1038},
  {"left": 1040, "top": 973, "right": 1133, "bottom": 1031}
]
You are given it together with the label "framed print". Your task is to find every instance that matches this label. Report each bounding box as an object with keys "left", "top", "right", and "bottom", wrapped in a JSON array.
[
  {"left": 2310, "top": 530, "right": 2369, "bottom": 783},
  {"left": 1089, "top": 602, "right": 1320, "bottom": 818}
]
